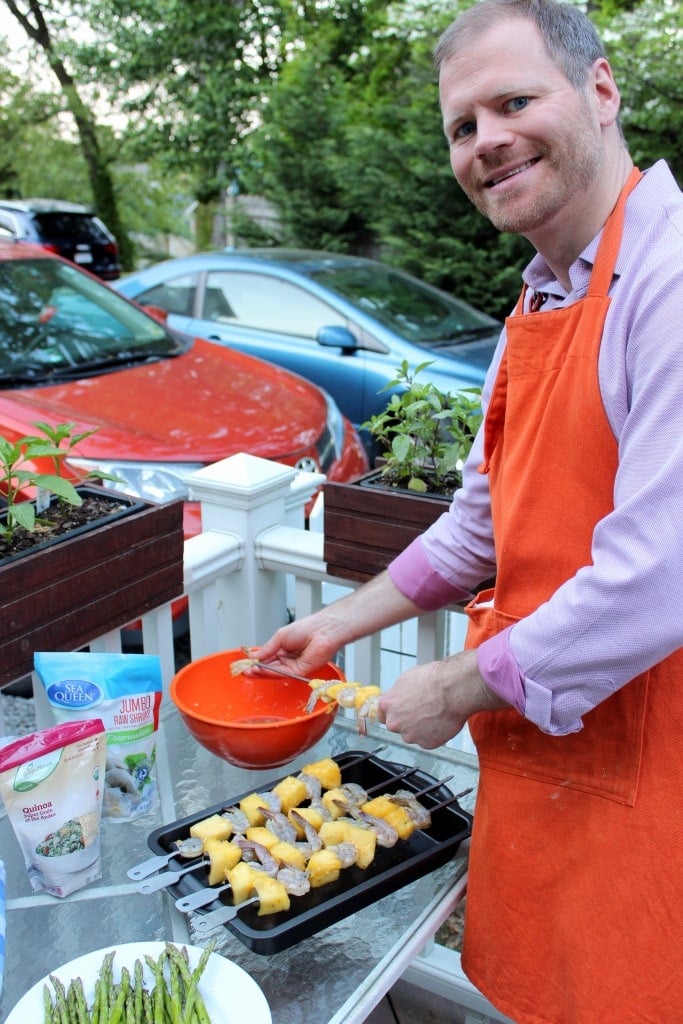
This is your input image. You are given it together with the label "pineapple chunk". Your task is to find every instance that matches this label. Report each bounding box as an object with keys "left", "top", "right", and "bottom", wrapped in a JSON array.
[
  {"left": 362, "top": 795, "right": 414, "bottom": 840},
  {"left": 250, "top": 873, "right": 291, "bottom": 916},
  {"left": 300, "top": 756, "right": 342, "bottom": 791},
  {"left": 307, "top": 848, "right": 342, "bottom": 888},
  {"left": 239, "top": 792, "right": 271, "bottom": 827},
  {"left": 318, "top": 820, "right": 347, "bottom": 846},
  {"left": 287, "top": 804, "right": 325, "bottom": 837},
  {"left": 245, "top": 826, "right": 279, "bottom": 850},
  {"left": 270, "top": 840, "right": 307, "bottom": 871},
  {"left": 318, "top": 681, "right": 352, "bottom": 701},
  {"left": 227, "top": 861, "right": 264, "bottom": 904},
  {"left": 350, "top": 684, "right": 382, "bottom": 709},
  {"left": 272, "top": 775, "right": 308, "bottom": 813},
  {"left": 204, "top": 838, "right": 242, "bottom": 885},
  {"left": 319, "top": 819, "right": 377, "bottom": 869},
  {"left": 189, "top": 813, "right": 232, "bottom": 843},
  {"left": 384, "top": 805, "right": 415, "bottom": 840},
  {"left": 322, "top": 786, "right": 352, "bottom": 819}
]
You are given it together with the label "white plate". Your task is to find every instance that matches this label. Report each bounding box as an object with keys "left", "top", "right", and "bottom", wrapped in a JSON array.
[{"left": 5, "top": 940, "right": 271, "bottom": 1024}]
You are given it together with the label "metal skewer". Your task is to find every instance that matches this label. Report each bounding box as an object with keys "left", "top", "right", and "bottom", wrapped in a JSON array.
[
  {"left": 175, "top": 881, "right": 232, "bottom": 913},
  {"left": 194, "top": 895, "right": 260, "bottom": 933},
  {"left": 136, "top": 858, "right": 209, "bottom": 894},
  {"left": 365, "top": 766, "right": 418, "bottom": 794},
  {"left": 231, "top": 648, "right": 313, "bottom": 682},
  {"left": 338, "top": 745, "right": 386, "bottom": 769},
  {"left": 426, "top": 786, "right": 474, "bottom": 814},
  {"left": 127, "top": 850, "right": 203, "bottom": 881}
]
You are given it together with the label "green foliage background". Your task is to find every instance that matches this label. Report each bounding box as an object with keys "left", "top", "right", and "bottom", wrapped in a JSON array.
[{"left": 0, "top": 0, "right": 680, "bottom": 318}]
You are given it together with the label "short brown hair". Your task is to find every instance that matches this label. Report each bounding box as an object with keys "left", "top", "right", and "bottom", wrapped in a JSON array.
[{"left": 434, "top": 0, "right": 606, "bottom": 93}]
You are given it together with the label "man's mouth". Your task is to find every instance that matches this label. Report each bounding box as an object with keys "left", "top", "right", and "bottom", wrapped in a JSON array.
[{"left": 485, "top": 158, "right": 540, "bottom": 188}]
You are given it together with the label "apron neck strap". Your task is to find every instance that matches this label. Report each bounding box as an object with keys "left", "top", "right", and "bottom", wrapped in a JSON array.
[
  {"left": 587, "top": 167, "right": 642, "bottom": 297},
  {"left": 515, "top": 167, "right": 643, "bottom": 313}
]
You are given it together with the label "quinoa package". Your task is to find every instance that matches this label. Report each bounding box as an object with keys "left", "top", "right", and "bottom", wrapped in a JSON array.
[
  {"left": 34, "top": 651, "right": 163, "bottom": 821},
  {"left": 0, "top": 718, "right": 106, "bottom": 897}
]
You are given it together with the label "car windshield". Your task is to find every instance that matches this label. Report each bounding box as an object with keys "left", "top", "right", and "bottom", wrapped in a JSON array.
[
  {"left": 0, "top": 257, "right": 180, "bottom": 383},
  {"left": 312, "top": 263, "right": 499, "bottom": 345}
]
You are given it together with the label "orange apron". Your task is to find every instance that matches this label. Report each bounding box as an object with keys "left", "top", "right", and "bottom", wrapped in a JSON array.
[{"left": 462, "top": 169, "right": 683, "bottom": 1024}]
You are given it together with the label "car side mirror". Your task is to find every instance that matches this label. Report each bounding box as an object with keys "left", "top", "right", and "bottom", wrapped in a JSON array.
[
  {"left": 142, "top": 303, "right": 170, "bottom": 325},
  {"left": 317, "top": 325, "right": 359, "bottom": 351}
]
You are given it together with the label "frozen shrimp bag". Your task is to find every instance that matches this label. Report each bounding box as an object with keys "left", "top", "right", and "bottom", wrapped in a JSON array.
[
  {"left": 34, "top": 651, "right": 163, "bottom": 821},
  {"left": 0, "top": 718, "right": 106, "bottom": 897}
]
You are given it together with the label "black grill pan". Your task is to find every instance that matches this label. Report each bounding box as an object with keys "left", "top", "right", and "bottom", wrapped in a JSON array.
[{"left": 143, "top": 749, "right": 472, "bottom": 954}]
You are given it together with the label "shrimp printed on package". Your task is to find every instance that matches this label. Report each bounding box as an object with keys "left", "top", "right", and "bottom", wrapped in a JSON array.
[{"left": 34, "top": 651, "right": 163, "bottom": 820}]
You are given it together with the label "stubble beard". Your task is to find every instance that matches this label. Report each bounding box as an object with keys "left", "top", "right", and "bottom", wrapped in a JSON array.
[{"left": 464, "top": 124, "right": 604, "bottom": 236}]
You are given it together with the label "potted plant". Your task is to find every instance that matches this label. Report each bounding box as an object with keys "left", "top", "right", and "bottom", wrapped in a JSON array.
[
  {"left": 1, "top": 422, "right": 184, "bottom": 687},
  {"left": 323, "top": 362, "right": 482, "bottom": 582}
]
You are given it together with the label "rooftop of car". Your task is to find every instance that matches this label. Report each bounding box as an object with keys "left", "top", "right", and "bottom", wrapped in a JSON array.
[{"left": 0, "top": 198, "right": 94, "bottom": 214}]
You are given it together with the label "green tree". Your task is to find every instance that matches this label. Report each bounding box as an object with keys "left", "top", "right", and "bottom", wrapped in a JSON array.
[
  {"left": 2, "top": 0, "right": 135, "bottom": 268},
  {"left": 243, "top": 0, "right": 531, "bottom": 318},
  {"left": 65, "top": 0, "right": 289, "bottom": 246},
  {"left": 601, "top": 0, "right": 682, "bottom": 181}
]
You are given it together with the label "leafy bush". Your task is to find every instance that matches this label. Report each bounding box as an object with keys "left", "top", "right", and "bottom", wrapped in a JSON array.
[{"left": 362, "top": 361, "right": 482, "bottom": 496}]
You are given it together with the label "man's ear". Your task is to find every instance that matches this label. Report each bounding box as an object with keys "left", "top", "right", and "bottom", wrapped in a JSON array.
[{"left": 590, "top": 57, "right": 621, "bottom": 128}]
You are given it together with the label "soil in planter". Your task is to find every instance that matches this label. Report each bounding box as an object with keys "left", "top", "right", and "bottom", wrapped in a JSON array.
[{"left": 0, "top": 493, "right": 130, "bottom": 559}]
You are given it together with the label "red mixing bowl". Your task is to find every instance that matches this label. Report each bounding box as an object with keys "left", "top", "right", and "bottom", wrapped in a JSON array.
[{"left": 170, "top": 649, "right": 344, "bottom": 769}]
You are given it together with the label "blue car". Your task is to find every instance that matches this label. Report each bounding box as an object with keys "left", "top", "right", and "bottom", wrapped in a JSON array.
[{"left": 114, "top": 248, "right": 501, "bottom": 459}]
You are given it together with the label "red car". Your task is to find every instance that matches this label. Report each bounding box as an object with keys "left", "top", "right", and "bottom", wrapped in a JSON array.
[{"left": 0, "top": 241, "right": 368, "bottom": 544}]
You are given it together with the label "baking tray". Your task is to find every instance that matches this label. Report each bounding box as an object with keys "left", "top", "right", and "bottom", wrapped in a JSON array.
[{"left": 143, "top": 749, "right": 472, "bottom": 954}]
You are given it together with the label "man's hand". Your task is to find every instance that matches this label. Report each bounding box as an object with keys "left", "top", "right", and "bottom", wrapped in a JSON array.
[
  {"left": 377, "top": 648, "right": 508, "bottom": 749},
  {"left": 252, "top": 571, "right": 423, "bottom": 679}
]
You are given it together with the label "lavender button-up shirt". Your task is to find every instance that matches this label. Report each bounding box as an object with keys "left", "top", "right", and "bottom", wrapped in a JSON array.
[{"left": 388, "top": 161, "right": 683, "bottom": 736}]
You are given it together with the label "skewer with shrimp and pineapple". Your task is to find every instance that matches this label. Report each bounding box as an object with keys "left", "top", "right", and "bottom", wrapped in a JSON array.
[
  {"left": 229, "top": 648, "right": 383, "bottom": 735},
  {"left": 149, "top": 753, "right": 471, "bottom": 919}
]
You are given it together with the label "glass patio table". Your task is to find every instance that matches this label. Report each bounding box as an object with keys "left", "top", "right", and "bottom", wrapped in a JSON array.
[{"left": 0, "top": 702, "right": 477, "bottom": 1024}]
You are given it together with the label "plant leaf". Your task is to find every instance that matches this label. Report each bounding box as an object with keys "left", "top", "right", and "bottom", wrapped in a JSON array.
[
  {"left": 33, "top": 474, "right": 83, "bottom": 505},
  {"left": 11, "top": 501, "right": 37, "bottom": 531}
]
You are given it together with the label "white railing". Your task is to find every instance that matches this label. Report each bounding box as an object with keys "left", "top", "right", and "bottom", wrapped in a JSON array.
[{"left": 3, "top": 453, "right": 511, "bottom": 1024}]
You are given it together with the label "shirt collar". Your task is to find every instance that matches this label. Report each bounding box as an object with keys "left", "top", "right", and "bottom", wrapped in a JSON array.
[{"left": 520, "top": 163, "right": 664, "bottom": 303}]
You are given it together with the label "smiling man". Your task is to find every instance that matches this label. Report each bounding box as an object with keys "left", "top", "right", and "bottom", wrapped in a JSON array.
[{"left": 254, "top": 3, "right": 683, "bottom": 1021}]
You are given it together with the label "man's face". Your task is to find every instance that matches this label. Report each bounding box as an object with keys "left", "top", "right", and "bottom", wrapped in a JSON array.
[{"left": 439, "top": 18, "right": 604, "bottom": 241}]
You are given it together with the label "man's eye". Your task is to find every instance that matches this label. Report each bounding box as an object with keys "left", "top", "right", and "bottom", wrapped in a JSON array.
[
  {"left": 507, "top": 96, "right": 529, "bottom": 112},
  {"left": 453, "top": 121, "right": 475, "bottom": 141}
]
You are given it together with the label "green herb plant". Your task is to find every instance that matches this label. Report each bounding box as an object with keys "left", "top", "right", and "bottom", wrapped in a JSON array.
[
  {"left": 0, "top": 421, "right": 119, "bottom": 546},
  {"left": 362, "top": 360, "right": 483, "bottom": 496}
]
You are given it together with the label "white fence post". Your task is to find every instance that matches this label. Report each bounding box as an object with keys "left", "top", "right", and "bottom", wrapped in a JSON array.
[{"left": 186, "top": 454, "right": 319, "bottom": 650}]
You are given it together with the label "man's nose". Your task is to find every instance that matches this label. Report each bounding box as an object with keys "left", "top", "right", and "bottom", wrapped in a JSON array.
[{"left": 472, "top": 113, "right": 515, "bottom": 157}]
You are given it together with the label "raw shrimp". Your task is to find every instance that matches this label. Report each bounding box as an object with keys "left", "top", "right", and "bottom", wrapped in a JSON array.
[
  {"left": 289, "top": 809, "right": 323, "bottom": 854},
  {"left": 308, "top": 796, "right": 332, "bottom": 822},
  {"left": 304, "top": 678, "right": 333, "bottom": 713},
  {"left": 256, "top": 791, "right": 282, "bottom": 815},
  {"left": 324, "top": 842, "right": 359, "bottom": 868},
  {"left": 233, "top": 837, "right": 279, "bottom": 875},
  {"left": 330, "top": 783, "right": 370, "bottom": 817},
  {"left": 390, "top": 791, "right": 432, "bottom": 830},
  {"left": 221, "top": 806, "right": 250, "bottom": 833},
  {"left": 260, "top": 808, "right": 299, "bottom": 844},
  {"left": 277, "top": 866, "right": 311, "bottom": 896},
  {"left": 356, "top": 694, "right": 381, "bottom": 736},
  {"left": 351, "top": 808, "right": 399, "bottom": 848},
  {"left": 173, "top": 836, "right": 204, "bottom": 858},
  {"left": 298, "top": 772, "right": 322, "bottom": 801}
]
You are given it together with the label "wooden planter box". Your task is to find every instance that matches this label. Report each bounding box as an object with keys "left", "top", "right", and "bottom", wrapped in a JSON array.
[
  {"left": 323, "top": 470, "right": 451, "bottom": 584},
  {"left": 1, "top": 489, "right": 185, "bottom": 687}
]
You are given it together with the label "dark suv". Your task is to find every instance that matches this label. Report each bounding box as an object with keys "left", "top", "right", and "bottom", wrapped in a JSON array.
[{"left": 0, "top": 198, "right": 120, "bottom": 280}]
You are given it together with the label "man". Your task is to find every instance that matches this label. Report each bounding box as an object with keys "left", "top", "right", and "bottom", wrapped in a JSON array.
[{"left": 255, "top": 2, "right": 683, "bottom": 1021}]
